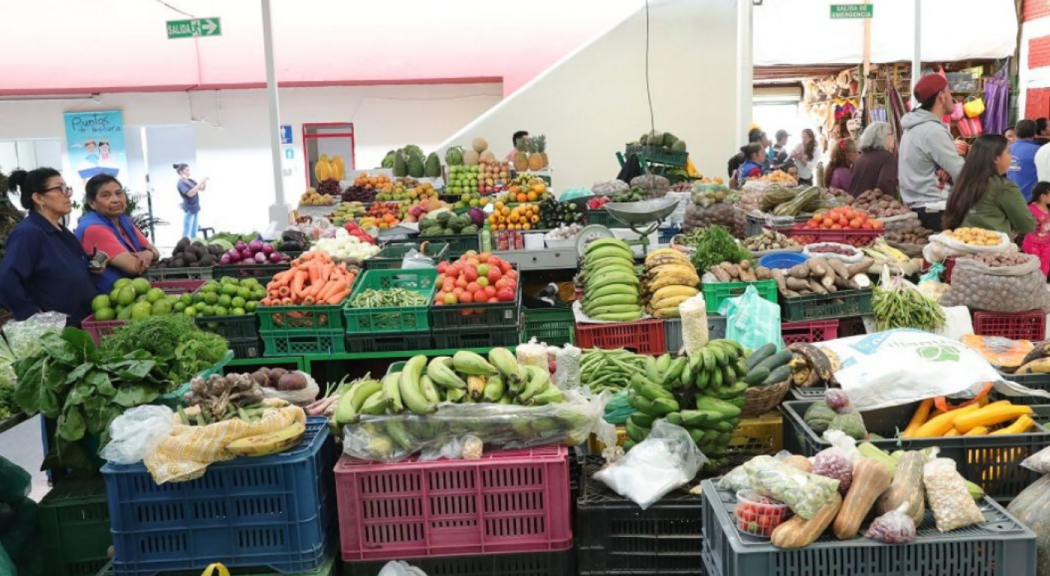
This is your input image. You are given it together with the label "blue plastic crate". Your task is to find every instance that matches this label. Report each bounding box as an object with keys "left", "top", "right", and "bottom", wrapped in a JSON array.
[{"left": 102, "top": 417, "right": 336, "bottom": 576}]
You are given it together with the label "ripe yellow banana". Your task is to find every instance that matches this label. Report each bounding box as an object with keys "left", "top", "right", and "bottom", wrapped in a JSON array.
[
  {"left": 650, "top": 285, "right": 699, "bottom": 307},
  {"left": 650, "top": 306, "right": 681, "bottom": 318},
  {"left": 648, "top": 274, "right": 701, "bottom": 293},
  {"left": 645, "top": 248, "right": 690, "bottom": 264},
  {"left": 651, "top": 294, "right": 693, "bottom": 311},
  {"left": 647, "top": 263, "right": 698, "bottom": 279},
  {"left": 226, "top": 419, "right": 306, "bottom": 457}
]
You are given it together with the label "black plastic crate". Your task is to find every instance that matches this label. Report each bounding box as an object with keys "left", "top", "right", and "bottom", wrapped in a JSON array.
[
  {"left": 342, "top": 549, "right": 574, "bottom": 576},
  {"left": 702, "top": 480, "right": 1036, "bottom": 576},
  {"left": 430, "top": 282, "right": 521, "bottom": 331},
  {"left": 227, "top": 336, "right": 262, "bottom": 359},
  {"left": 345, "top": 331, "right": 431, "bottom": 353},
  {"left": 780, "top": 288, "right": 873, "bottom": 322},
  {"left": 212, "top": 262, "right": 290, "bottom": 280},
  {"left": 432, "top": 326, "right": 520, "bottom": 349},
  {"left": 997, "top": 372, "right": 1050, "bottom": 405},
  {"left": 781, "top": 400, "right": 1050, "bottom": 502},
  {"left": 195, "top": 313, "right": 258, "bottom": 341},
  {"left": 576, "top": 457, "right": 704, "bottom": 576}
]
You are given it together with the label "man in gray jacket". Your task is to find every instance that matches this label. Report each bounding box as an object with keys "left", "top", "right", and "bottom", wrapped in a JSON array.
[{"left": 898, "top": 74, "right": 965, "bottom": 231}]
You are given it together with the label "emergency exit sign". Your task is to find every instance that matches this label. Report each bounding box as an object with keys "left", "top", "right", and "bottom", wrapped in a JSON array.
[
  {"left": 167, "top": 18, "right": 222, "bottom": 39},
  {"left": 831, "top": 4, "right": 873, "bottom": 19}
]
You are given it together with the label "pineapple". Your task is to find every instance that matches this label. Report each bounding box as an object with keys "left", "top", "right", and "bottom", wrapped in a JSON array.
[
  {"left": 536, "top": 134, "right": 548, "bottom": 168},
  {"left": 513, "top": 136, "right": 529, "bottom": 172},
  {"left": 528, "top": 136, "right": 544, "bottom": 171}
]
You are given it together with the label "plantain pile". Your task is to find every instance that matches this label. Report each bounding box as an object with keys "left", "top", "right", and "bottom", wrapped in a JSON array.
[
  {"left": 640, "top": 248, "right": 700, "bottom": 318},
  {"left": 787, "top": 343, "right": 838, "bottom": 388},
  {"left": 624, "top": 339, "right": 748, "bottom": 471},
  {"left": 1015, "top": 342, "right": 1050, "bottom": 374},
  {"left": 579, "top": 238, "right": 642, "bottom": 321}
]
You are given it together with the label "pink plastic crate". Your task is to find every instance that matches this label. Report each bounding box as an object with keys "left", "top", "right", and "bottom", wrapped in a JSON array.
[
  {"left": 781, "top": 319, "right": 839, "bottom": 345},
  {"left": 574, "top": 319, "right": 666, "bottom": 355},
  {"left": 151, "top": 279, "right": 205, "bottom": 294},
  {"left": 973, "top": 310, "right": 1047, "bottom": 341},
  {"left": 335, "top": 446, "right": 572, "bottom": 562}
]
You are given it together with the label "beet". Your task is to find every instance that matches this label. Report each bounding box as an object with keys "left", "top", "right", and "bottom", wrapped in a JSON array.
[{"left": 277, "top": 372, "right": 308, "bottom": 391}]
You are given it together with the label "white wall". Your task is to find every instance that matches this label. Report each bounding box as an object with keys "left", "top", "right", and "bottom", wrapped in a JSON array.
[
  {"left": 0, "top": 83, "right": 502, "bottom": 244},
  {"left": 437, "top": 0, "right": 740, "bottom": 190}
]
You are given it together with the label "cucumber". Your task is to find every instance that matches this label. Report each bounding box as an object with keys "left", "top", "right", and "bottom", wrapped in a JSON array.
[
  {"left": 762, "top": 364, "right": 792, "bottom": 386},
  {"left": 745, "top": 367, "right": 770, "bottom": 386},
  {"left": 746, "top": 343, "right": 777, "bottom": 370},
  {"left": 754, "top": 349, "right": 794, "bottom": 373}
]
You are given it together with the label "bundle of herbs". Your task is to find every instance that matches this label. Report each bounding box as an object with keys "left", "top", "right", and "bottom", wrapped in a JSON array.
[
  {"left": 872, "top": 272, "right": 945, "bottom": 332},
  {"left": 101, "top": 315, "right": 229, "bottom": 387},
  {"left": 683, "top": 225, "right": 752, "bottom": 274}
]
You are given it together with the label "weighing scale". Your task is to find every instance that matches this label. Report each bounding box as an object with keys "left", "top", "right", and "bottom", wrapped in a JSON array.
[{"left": 574, "top": 197, "right": 679, "bottom": 257}]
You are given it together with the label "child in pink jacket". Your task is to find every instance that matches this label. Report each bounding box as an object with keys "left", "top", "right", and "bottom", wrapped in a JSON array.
[{"left": 1023, "top": 182, "right": 1050, "bottom": 276}]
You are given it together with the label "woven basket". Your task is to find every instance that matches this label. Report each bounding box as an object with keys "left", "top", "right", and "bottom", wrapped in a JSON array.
[{"left": 740, "top": 378, "right": 790, "bottom": 418}]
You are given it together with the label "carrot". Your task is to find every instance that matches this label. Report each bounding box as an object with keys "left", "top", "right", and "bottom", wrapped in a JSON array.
[
  {"left": 302, "top": 296, "right": 315, "bottom": 305},
  {"left": 289, "top": 270, "right": 306, "bottom": 295},
  {"left": 281, "top": 297, "right": 294, "bottom": 305},
  {"left": 321, "top": 263, "right": 334, "bottom": 283},
  {"left": 272, "top": 270, "right": 294, "bottom": 284},
  {"left": 325, "top": 289, "right": 350, "bottom": 304},
  {"left": 316, "top": 282, "right": 338, "bottom": 302},
  {"left": 278, "top": 286, "right": 290, "bottom": 297},
  {"left": 308, "top": 263, "right": 322, "bottom": 285},
  {"left": 261, "top": 298, "right": 273, "bottom": 306}
]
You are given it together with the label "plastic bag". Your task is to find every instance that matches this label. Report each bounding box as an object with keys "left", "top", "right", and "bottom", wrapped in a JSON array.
[
  {"left": 343, "top": 388, "right": 611, "bottom": 462},
  {"left": 816, "top": 330, "right": 1003, "bottom": 411},
  {"left": 593, "top": 420, "right": 706, "bottom": 510},
  {"left": 718, "top": 463, "right": 752, "bottom": 493},
  {"left": 418, "top": 434, "right": 483, "bottom": 462},
  {"left": 0, "top": 458, "right": 30, "bottom": 505},
  {"left": 2, "top": 311, "right": 66, "bottom": 358},
  {"left": 803, "top": 243, "right": 864, "bottom": 263},
  {"left": 553, "top": 344, "right": 581, "bottom": 390},
  {"left": 683, "top": 202, "right": 745, "bottom": 238},
  {"left": 720, "top": 285, "right": 782, "bottom": 353},
  {"left": 743, "top": 455, "right": 840, "bottom": 519},
  {"left": 516, "top": 339, "right": 549, "bottom": 370},
  {"left": 923, "top": 457, "right": 984, "bottom": 532},
  {"left": 679, "top": 293, "right": 709, "bottom": 358},
  {"left": 375, "top": 560, "right": 428, "bottom": 576},
  {"left": 259, "top": 371, "right": 320, "bottom": 405},
  {"left": 940, "top": 255, "right": 1050, "bottom": 313},
  {"left": 400, "top": 248, "right": 438, "bottom": 270},
  {"left": 1007, "top": 475, "right": 1050, "bottom": 576},
  {"left": 1022, "top": 445, "right": 1050, "bottom": 474},
  {"left": 101, "top": 405, "right": 176, "bottom": 464},
  {"left": 960, "top": 335, "right": 1033, "bottom": 371},
  {"left": 602, "top": 391, "right": 634, "bottom": 425},
  {"left": 865, "top": 502, "right": 916, "bottom": 544},
  {"left": 812, "top": 448, "right": 853, "bottom": 495}
]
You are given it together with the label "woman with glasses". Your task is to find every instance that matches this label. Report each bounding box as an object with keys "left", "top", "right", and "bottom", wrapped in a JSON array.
[
  {"left": 0, "top": 168, "right": 97, "bottom": 326},
  {"left": 75, "top": 174, "right": 160, "bottom": 293}
]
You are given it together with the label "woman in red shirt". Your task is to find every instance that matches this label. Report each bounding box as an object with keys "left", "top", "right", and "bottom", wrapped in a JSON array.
[{"left": 75, "top": 175, "right": 160, "bottom": 293}]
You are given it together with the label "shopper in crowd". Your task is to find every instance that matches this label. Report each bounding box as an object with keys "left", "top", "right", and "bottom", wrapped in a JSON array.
[
  {"left": 826, "top": 118, "right": 850, "bottom": 163},
  {"left": 1023, "top": 181, "right": 1050, "bottom": 276},
  {"left": 1005, "top": 127, "right": 1018, "bottom": 145},
  {"left": 1007, "top": 119, "right": 1041, "bottom": 201},
  {"left": 0, "top": 168, "right": 97, "bottom": 326},
  {"left": 788, "top": 129, "right": 819, "bottom": 186},
  {"left": 732, "top": 143, "right": 767, "bottom": 186},
  {"left": 824, "top": 139, "right": 858, "bottom": 191},
  {"left": 849, "top": 122, "right": 898, "bottom": 198},
  {"left": 1037, "top": 118, "right": 1050, "bottom": 145},
  {"left": 784, "top": 164, "right": 800, "bottom": 181},
  {"left": 942, "top": 134, "right": 1035, "bottom": 236},
  {"left": 898, "top": 73, "right": 965, "bottom": 231},
  {"left": 504, "top": 130, "right": 529, "bottom": 163},
  {"left": 727, "top": 128, "right": 768, "bottom": 178},
  {"left": 75, "top": 175, "right": 160, "bottom": 293},
  {"left": 768, "top": 130, "right": 790, "bottom": 170},
  {"left": 175, "top": 163, "right": 206, "bottom": 239}
]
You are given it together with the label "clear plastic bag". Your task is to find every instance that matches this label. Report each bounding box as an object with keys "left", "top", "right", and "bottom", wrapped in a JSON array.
[
  {"left": 923, "top": 457, "right": 984, "bottom": 532},
  {"left": 1022, "top": 445, "right": 1050, "bottom": 474},
  {"left": 1007, "top": 474, "right": 1050, "bottom": 576},
  {"left": 812, "top": 448, "right": 853, "bottom": 496},
  {"left": 101, "top": 405, "right": 175, "bottom": 464},
  {"left": 718, "top": 463, "right": 752, "bottom": 493},
  {"left": 743, "top": 455, "right": 840, "bottom": 519},
  {"left": 343, "top": 388, "right": 611, "bottom": 462},
  {"left": 2, "top": 311, "right": 66, "bottom": 358},
  {"left": 553, "top": 344, "right": 581, "bottom": 390},
  {"left": 865, "top": 502, "right": 916, "bottom": 544},
  {"left": 377, "top": 560, "right": 429, "bottom": 576},
  {"left": 720, "top": 285, "right": 782, "bottom": 353},
  {"left": 516, "top": 339, "right": 549, "bottom": 371},
  {"left": 593, "top": 420, "right": 707, "bottom": 510},
  {"left": 679, "top": 293, "right": 709, "bottom": 358},
  {"left": 259, "top": 371, "right": 320, "bottom": 405},
  {"left": 401, "top": 248, "right": 438, "bottom": 270}
]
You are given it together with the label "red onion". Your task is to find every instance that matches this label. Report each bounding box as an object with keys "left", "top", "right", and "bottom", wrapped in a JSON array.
[
  {"left": 227, "top": 248, "right": 242, "bottom": 263},
  {"left": 268, "top": 252, "right": 283, "bottom": 263},
  {"left": 248, "top": 239, "right": 264, "bottom": 253},
  {"left": 235, "top": 241, "right": 247, "bottom": 252},
  {"left": 219, "top": 254, "right": 231, "bottom": 265},
  {"left": 254, "top": 252, "right": 267, "bottom": 263},
  {"left": 261, "top": 243, "right": 276, "bottom": 256}
]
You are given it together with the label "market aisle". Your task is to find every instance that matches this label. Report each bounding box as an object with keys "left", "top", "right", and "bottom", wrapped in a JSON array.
[{"left": 0, "top": 415, "right": 48, "bottom": 501}]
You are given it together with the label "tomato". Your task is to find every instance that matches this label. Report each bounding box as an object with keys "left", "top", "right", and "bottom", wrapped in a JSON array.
[
  {"left": 872, "top": 219, "right": 884, "bottom": 230},
  {"left": 831, "top": 224, "right": 843, "bottom": 230},
  {"left": 758, "top": 515, "right": 772, "bottom": 527},
  {"left": 849, "top": 218, "right": 862, "bottom": 229},
  {"left": 822, "top": 218, "right": 834, "bottom": 227},
  {"left": 460, "top": 291, "right": 474, "bottom": 304}
]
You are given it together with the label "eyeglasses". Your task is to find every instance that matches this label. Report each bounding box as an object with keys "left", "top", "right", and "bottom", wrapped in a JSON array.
[{"left": 42, "top": 185, "right": 74, "bottom": 197}]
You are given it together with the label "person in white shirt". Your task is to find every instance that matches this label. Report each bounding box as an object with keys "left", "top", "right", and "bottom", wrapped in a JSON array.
[
  {"left": 789, "top": 129, "right": 820, "bottom": 185},
  {"left": 1034, "top": 138, "right": 1050, "bottom": 184}
]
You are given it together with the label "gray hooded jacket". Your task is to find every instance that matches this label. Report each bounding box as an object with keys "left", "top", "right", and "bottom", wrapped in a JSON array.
[{"left": 897, "top": 109, "right": 965, "bottom": 207}]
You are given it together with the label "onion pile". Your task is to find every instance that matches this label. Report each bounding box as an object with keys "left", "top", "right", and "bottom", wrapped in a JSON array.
[{"left": 220, "top": 239, "right": 291, "bottom": 266}]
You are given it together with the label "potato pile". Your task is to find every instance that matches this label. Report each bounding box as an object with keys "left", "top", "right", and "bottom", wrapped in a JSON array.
[
  {"left": 971, "top": 252, "right": 1034, "bottom": 268},
  {"left": 744, "top": 229, "right": 799, "bottom": 252},
  {"left": 683, "top": 202, "right": 746, "bottom": 238},
  {"left": 943, "top": 227, "right": 1003, "bottom": 247},
  {"left": 941, "top": 253, "right": 1050, "bottom": 313},
  {"left": 772, "top": 257, "right": 873, "bottom": 298},
  {"left": 884, "top": 219, "right": 933, "bottom": 246},
  {"left": 708, "top": 260, "right": 773, "bottom": 282},
  {"left": 852, "top": 189, "right": 910, "bottom": 219}
]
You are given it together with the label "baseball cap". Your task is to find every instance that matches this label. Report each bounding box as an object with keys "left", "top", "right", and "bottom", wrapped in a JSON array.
[{"left": 914, "top": 74, "right": 949, "bottom": 102}]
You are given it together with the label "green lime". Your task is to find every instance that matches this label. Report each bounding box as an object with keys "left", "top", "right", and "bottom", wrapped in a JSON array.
[
  {"left": 204, "top": 292, "right": 219, "bottom": 305},
  {"left": 231, "top": 297, "right": 246, "bottom": 309},
  {"left": 91, "top": 294, "right": 111, "bottom": 312},
  {"left": 146, "top": 288, "right": 165, "bottom": 303},
  {"left": 213, "top": 306, "right": 229, "bottom": 316},
  {"left": 117, "top": 306, "right": 133, "bottom": 320},
  {"left": 174, "top": 302, "right": 187, "bottom": 313},
  {"left": 201, "top": 281, "right": 219, "bottom": 293},
  {"left": 151, "top": 300, "right": 172, "bottom": 315},
  {"left": 221, "top": 276, "right": 237, "bottom": 285},
  {"left": 109, "top": 288, "right": 121, "bottom": 303},
  {"left": 201, "top": 305, "right": 216, "bottom": 317},
  {"left": 245, "top": 301, "right": 258, "bottom": 313},
  {"left": 183, "top": 306, "right": 197, "bottom": 317},
  {"left": 179, "top": 293, "right": 194, "bottom": 305},
  {"left": 242, "top": 278, "right": 260, "bottom": 288},
  {"left": 232, "top": 307, "right": 246, "bottom": 316},
  {"left": 236, "top": 287, "right": 251, "bottom": 299},
  {"left": 218, "top": 295, "right": 232, "bottom": 308},
  {"left": 113, "top": 278, "right": 132, "bottom": 291},
  {"left": 131, "top": 302, "right": 152, "bottom": 319},
  {"left": 131, "top": 277, "right": 151, "bottom": 295},
  {"left": 193, "top": 292, "right": 206, "bottom": 303},
  {"left": 94, "top": 307, "right": 116, "bottom": 321},
  {"left": 222, "top": 284, "right": 239, "bottom": 296},
  {"left": 117, "top": 286, "right": 136, "bottom": 306},
  {"left": 251, "top": 289, "right": 266, "bottom": 301}
]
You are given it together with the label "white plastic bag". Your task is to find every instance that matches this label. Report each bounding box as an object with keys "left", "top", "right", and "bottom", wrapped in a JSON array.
[
  {"left": 594, "top": 420, "right": 707, "bottom": 509},
  {"left": 553, "top": 344, "right": 582, "bottom": 390},
  {"left": 260, "top": 371, "right": 320, "bottom": 405},
  {"left": 679, "top": 293, "right": 709, "bottom": 358},
  {"left": 516, "top": 339, "right": 549, "bottom": 371},
  {"left": 401, "top": 248, "right": 438, "bottom": 269},
  {"left": 101, "top": 405, "right": 175, "bottom": 464},
  {"left": 377, "top": 560, "right": 429, "bottom": 576}
]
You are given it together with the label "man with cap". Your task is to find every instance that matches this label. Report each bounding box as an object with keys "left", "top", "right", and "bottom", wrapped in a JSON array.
[
  {"left": 898, "top": 73, "right": 965, "bottom": 231},
  {"left": 768, "top": 130, "right": 790, "bottom": 171}
]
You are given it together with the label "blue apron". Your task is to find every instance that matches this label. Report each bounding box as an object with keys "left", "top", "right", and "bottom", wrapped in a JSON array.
[{"left": 75, "top": 211, "right": 145, "bottom": 293}]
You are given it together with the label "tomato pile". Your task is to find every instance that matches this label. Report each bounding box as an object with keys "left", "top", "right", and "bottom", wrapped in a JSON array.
[
  {"left": 792, "top": 207, "right": 884, "bottom": 247},
  {"left": 435, "top": 251, "right": 518, "bottom": 308},
  {"left": 734, "top": 490, "right": 791, "bottom": 538}
]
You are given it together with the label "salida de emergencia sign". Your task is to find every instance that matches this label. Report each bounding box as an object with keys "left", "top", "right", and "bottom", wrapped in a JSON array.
[
  {"left": 166, "top": 18, "right": 222, "bottom": 40},
  {"left": 830, "top": 4, "right": 873, "bottom": 19}
]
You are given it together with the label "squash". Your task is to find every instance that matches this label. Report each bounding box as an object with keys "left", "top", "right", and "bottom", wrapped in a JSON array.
[
  {"left": 954, "top": 404, "right": 1034, "bottom": 433},
  {"left": 990, "top": 414, "right": 1035, "bottom": 435},
  {"left": 783, "top": 455, "right": 813, "bottom": 473},
  {"left": 900, "top": 399, "right": 934, "bottom": 439},
  {"left": 833, "top": 458, "right": 893, "bottom": 539},
  {"left": 875, "top": 451, "right": 927, "bottom": 524},
  {"left": 913, "top": 403, "right": 979, "bottom": 437},
  {"left": 771, "top": 492, "right": 843, "bottom": 549}
]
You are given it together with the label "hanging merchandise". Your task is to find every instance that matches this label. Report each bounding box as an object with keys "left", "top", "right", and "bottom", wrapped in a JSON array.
[{"left": 982, "top": 59, "right": 1011, "bottom": 135}]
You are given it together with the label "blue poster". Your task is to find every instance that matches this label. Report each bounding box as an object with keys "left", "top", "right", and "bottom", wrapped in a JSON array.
[{"left": 63, "top": 110, "right": 129, "bottom": 181}]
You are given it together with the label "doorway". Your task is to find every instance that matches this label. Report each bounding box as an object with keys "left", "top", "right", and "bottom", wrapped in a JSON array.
[{"left": 142, "top": 126, "right": 197, "bottom": 249}]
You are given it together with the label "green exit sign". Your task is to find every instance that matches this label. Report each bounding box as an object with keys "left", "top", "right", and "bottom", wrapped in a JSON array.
[
  {"left": 831, "top": 4, "right": 873, "bottom": 19},
  {"left": 167, "top": 18, "right": 222, "bottom": 39}
]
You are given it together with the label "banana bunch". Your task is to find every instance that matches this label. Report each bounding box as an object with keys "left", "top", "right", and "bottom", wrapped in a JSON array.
[
  {"left": 1016, "top": 343, "right": 1050, "bottom": 374},
  {"left": 226, "top": 406, "right": 307, "bottom": 457},
  {"left": 622, "top": 340, "right": 747, "bottom": 471},
  {"left": 579, "top": 238, "right": 642, "bottom": 321},
  {"left": 862, "top": 237, "right": 909, "bottom": 264},
  {"left": 640, "top": 248, "right": 700, "bottom": 318},
  {"left": 787, "top": 343, "right": 837, "bottom": 388},
  {"left": 313, "top": 154, "right": 346, "bottom": 182}
]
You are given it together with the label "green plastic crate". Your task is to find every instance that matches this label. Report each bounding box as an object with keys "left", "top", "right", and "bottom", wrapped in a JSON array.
[
  {"left": 257, "top": 299, "right": 349, "bottom": 332},
  {"left": 365, "top": 242, "right": 450, "bottom": 270},
  {"left": 346, "top": 331, "right": 431, "bottom": 353},
  {"left": 40, "top": 479, "right": 111, "bottom": 576},
  {"left": 227, "top": 336, "right": 262, "bottom": 359},
  {"left": 417, "top": 233, "right": 479, "bottom": 260},
  {"left": 344, "top": 268, "right": 437, "bottom": 334},
  {"left": 194, "top": 313, "right": 258, "bottom": 341},
  {"left": 702, "top": 279, "right": 778, "bottom": 314},
  {"left": 625, "top": 144, "right": 688, "bottom": 167},
  {"left": 586, "top": 208, "right": 616, "bottom": 227},
  {"left": 521, "top": 307, "right": 574, "bottom": 346},
  {"left": 145, "top": 266, "right": 213, "bottom": 281},
  {"left": 780, "top": 288, "right": 873, "bottom": 322},
  {"left": 261, "top": 329, "right": 346, "bottom": 356}
]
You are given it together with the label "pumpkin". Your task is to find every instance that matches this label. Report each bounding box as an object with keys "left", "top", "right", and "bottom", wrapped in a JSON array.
[
  {"left": 833, "top": 458, "right": 893, "bottom": 539},
  {"left": 770, "top": 492, "right": 843, "bottom": 549},
  {"left": 876, "top": 451, "right": 927, "bottom": 524}
]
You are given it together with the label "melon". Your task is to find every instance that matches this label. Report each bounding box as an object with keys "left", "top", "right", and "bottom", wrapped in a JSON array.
[
  {"left": 463, "top": 149, "right": 480, "bottom": 166},
  {"left": 480, "top": 150, "right": 497, "bottom": 163},
  {"left": 471, "top": 138, "right": 489, "bottom": 154}
]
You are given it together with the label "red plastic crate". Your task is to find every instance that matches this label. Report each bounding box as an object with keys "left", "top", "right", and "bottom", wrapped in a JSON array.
[
  {"left": 82, "top": 280, "right": 202, "bottom": 343},
  {"left": 574, "top": 319, "right": 666, "bottom": 355},
  {"left": 781, "top": 319, "right": 839, "bottom": 345},
  {"left": 943, "top": 256, "right": 957, "bottom": 284},
  {"left": 781, "top": 226, "right": 882, "bottom": 247},
  {"left": 973, "top": 310, "right": 1047, "bottom": 341},
  {"left": 151, "top": 279, "right": 205, "bottom": 294},
  {"left": 335, "top": 447, "right": 572, "bottom": 562}
]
